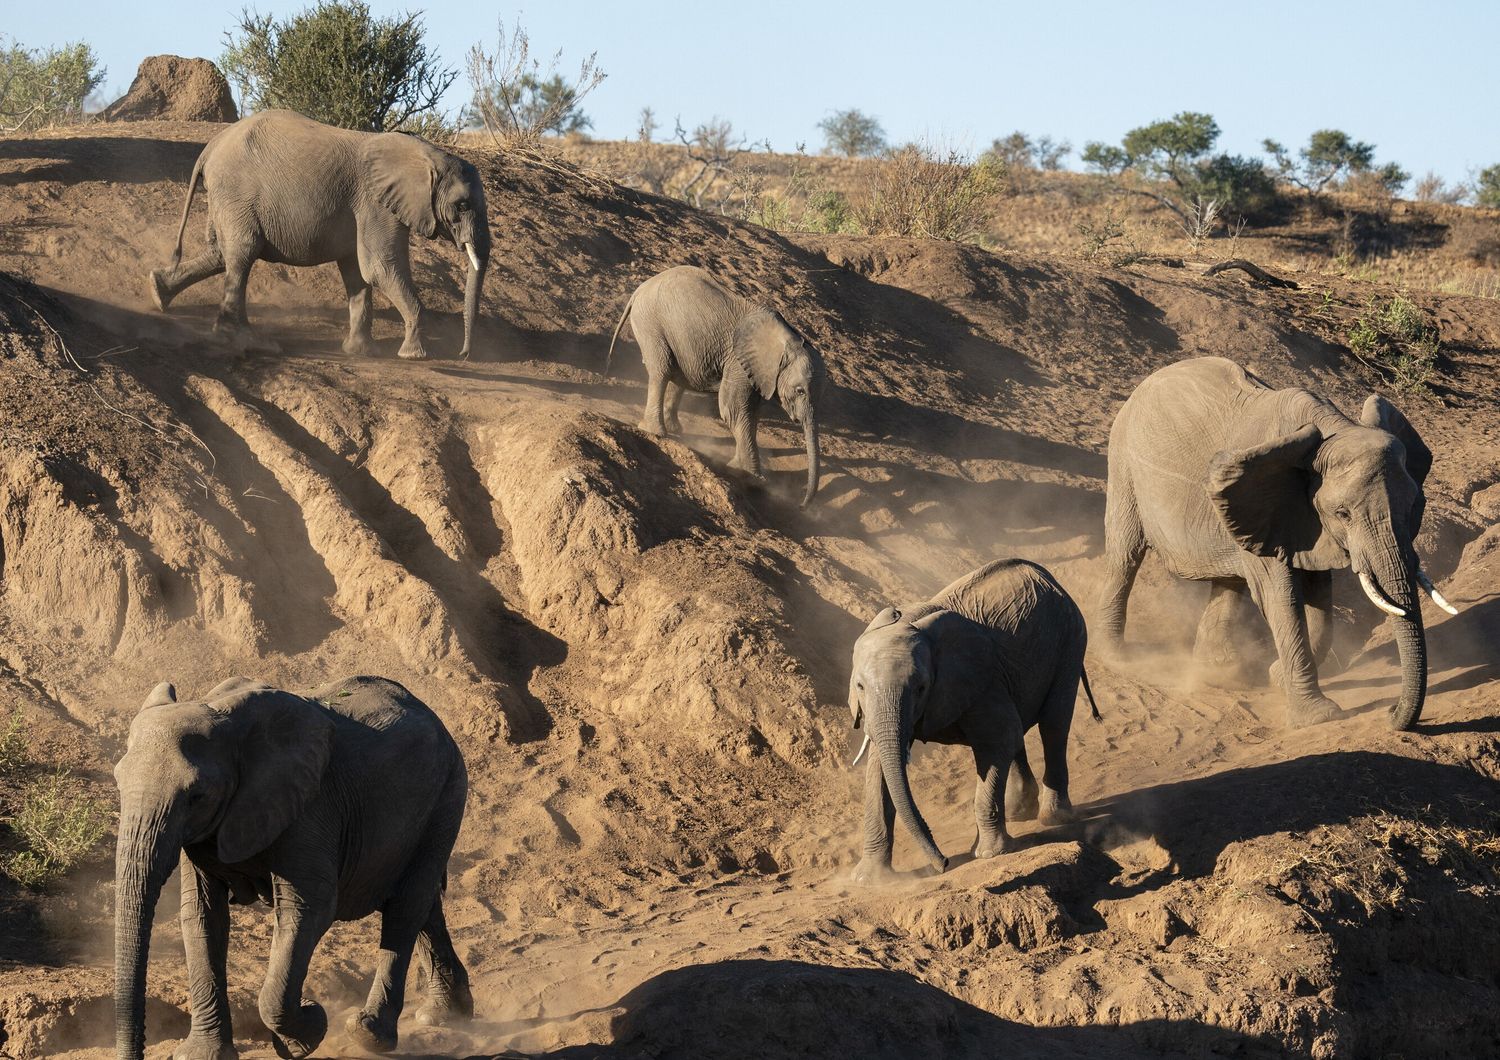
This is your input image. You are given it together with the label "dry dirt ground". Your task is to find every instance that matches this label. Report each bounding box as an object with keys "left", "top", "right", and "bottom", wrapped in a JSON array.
[{"left": 0, "top": 123, "right": 1497, "bottom": 1059}]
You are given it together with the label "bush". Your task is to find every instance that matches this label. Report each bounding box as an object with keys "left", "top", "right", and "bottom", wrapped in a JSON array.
[
  {"left": 854, "top": 143, "right": 1002, "bottom": 241},
  {"left": 0, "top": 35, "right": 104, "bottom": 133},
  {"left": 1477, "top": 165, "right": 1500, "bottom": 209},
  {"left": 1264, "top": 130, "right": 1405, "bottom": 200},
  {"left": 1081, "top": 141, "right": 1129, "bottom": 175},
  {"left": 1346, "top": 294, "right": 1441, "bottom": 394},
  {"left": 1413, "top": 172, "right": 1468, "bottom": 205},
  {"left": 1196, "top": 152, "right": 1281, "bottom": 217},
  {"left": 3, "top": 769, "right": 109, "bottom": 890},
  {"left": 221, "top": 1, "right": 456, "bottom": 132},
  {"left": 986, "top": 131, "right": 1070, "bottom": 172},
  {"left": 818, "top": 108, "right": 886, "bottom": 158},
  {"left": 465, "top": 18, "right": 604, "bottom": 145}
]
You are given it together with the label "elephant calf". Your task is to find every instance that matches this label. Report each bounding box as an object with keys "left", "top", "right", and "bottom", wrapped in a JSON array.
[
  {"left": 149, "top": 109, "right": 490, "bottom": 359},
  {"left": 113, "top": 676, "right": 470, "bottom": 1060},
  {"left": 606, "top": 265, "right": 824, "bottom": 505},
  {"left": 848, "top": 559, "right": 1098, "bottom": 881}
]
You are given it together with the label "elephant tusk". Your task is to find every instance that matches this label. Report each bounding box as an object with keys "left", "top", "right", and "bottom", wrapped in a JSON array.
[
  {"left": 851, "top": 734, "right": 871, "bottom": 767},
  {"left": 1417, "top": 569, "right": 1459, "bottom": 616},
  {"left": 1358, "top": 571, "right": 1407, "bottom": 617},
  {"left": 464, "top": 242, "right": 480, "bottom": 271}
]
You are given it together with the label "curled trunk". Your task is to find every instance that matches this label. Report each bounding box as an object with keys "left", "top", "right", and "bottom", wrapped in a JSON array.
[
  {"left": 800, "top": 415, "right": 820, "bottom": 507},
  {"left": 114, "top": 801, "right": 182, "bottom": 1060},
  {"left": 873, "top": 695, "right": 945, "bottom": 871}
]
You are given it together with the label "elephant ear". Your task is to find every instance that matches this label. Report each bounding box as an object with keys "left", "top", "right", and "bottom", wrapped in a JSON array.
[
  {"left": 864, "top": 606, "right": 905, "bottom": 633},
  {"left": 212, "top": 688, "right": 334, "bottom": 865},
  {"left": 732, "top": 312, "right": 792, "bottom": 401},
  {"left": 1207, "top": 424, "right": 1326, "bottom": 559},
  {"left": 1361, "top": 395, "right": 1432, "bottom": 485},
  {"left": 912, "top": 610, "right": 993, "bottom": 728},
  {"left": 140, "top": 682, "right": 177, "bottom": 710},
  {"left": 365, "top": 133, "right": 439, "bottom": 238}
]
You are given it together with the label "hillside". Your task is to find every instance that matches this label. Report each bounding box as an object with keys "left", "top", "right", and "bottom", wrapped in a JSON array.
[{"left": 0, "top": 121, "right": 1497, "bottom": 1058}]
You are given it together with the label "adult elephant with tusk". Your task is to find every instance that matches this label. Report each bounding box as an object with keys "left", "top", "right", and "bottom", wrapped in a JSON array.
[
  {"left": 848, "top": 559, "right": 1098, "bottom": 882},
  {"left": 148, "top": 109, "right": 490, "bottom": 359},
  {"left": 605, "top": 265, "right": 824, "bottom": 506},
  {"left": 1096, "top": 356, "right": 1453, "bottom": 730}
]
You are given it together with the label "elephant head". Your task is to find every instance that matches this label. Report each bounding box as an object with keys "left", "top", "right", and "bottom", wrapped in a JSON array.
[
  {"left": 113, "top": 679, "right": 333, "bottom": 1060},
  {"left": 733, "top": 311, "right": 825, "bottom": 506},
  {"left": 366, "top": 134, "right": 491, "bottom": 358},
  {"left": 1207, "top": 395, "right": 1444, "bottom": 729},
  {"left": 848, "top": 607, "right": 991, "bottom": 872}
]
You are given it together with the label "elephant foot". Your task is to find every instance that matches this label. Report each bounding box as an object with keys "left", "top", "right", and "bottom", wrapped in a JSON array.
[
  {"left": 1006, "top": 782, "right": 1040, "bottom": 822},
  {"left": 268, "top": 1002, "right": 327, "bottom": 1060},
  {"left": 1038, "top": 789, "right": 1076, "bottom": 826},
  {"left": 415, "top": 980, "right": 475, "bottom": 1026},
  {"left": 974, "top": 834, "right": 1013, "bottom": 859},
  {"left": 851, "top": 856, "right": 897, "bottom": 885},
  {"left": 663, "top": 416, "right": 684, "bottom": 435},
  {"left": 148, "top": 270, "right": 173, "bottom": 312},
  {"left": 397, "top": 337, "right": 429, "bottom": 361},
  {"left": 172, "top": 1035, "right": 237, "bottom": 1060},
  {"left": 1286, "top": 695, "right": 1341, "bottom": 729},
  {"left": 342, "top": 333, "right": 377, "bottom": 358},
  {"left": 344, "top": 1010, "right": 398, "bottom": 1054},
  {"left": 638, "top": 417, "right": 664, "bottom": 436}
]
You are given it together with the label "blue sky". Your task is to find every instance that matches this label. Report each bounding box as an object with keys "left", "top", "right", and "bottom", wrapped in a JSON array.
[{"left": 12, "top": 1, "right": 1498, "bottom": 184}]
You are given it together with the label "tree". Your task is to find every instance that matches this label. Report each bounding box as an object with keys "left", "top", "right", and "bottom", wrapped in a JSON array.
[
  {"left": 1263, "top": 129, "right": 1378, "bottom": 195},
  {"left": 1080, "top": 141, "right": 1129, "bottom": 175},
  {"left": 465, "top": 17, "right": 604, "bottom": 146},
  {"left": 221, "top": 2, "right": 454, "bottom": 132},
  {"left": 987, "top": 131, "right": 1070, "bottom": 172},
  {"left": 818, "top": 108, "right": 886, "bottom": 158},
  {"left": 1119, "top": 111, "right": 1220, "bottom": 188},
  {"left": 1473, "top": 164, "right": 1500, "bottom": 208},
  {"left": 0, "top": 36, "right": 104, "bottom": 132}
]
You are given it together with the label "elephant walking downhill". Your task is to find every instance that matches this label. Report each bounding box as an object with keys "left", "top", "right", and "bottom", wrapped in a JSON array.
[
  {"left": 149, "top": 109, "right": 490, "bottom": 359},
  {"left": 1096, "top": 356, "right": 1455, "bottom": 730},
  {"left": 847, "top": 559, "right": 1098, "bottom": 881},
  {"left": 606, "top": 265, "right": 824, "bottom": 505},
  {"left": 113, "top": 676, "right": 470, "bottom": 1060}
]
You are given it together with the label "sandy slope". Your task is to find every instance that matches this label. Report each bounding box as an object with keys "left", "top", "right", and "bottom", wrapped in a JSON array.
[{"left": 0, "top": 123, "right": 1496, "bottom": 1059}]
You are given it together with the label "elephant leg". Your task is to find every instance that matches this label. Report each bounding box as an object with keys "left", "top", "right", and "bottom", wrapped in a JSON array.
[
  {"left": 971, "top": 742, "right": 1015, "bottom": 858},
  {"left": 1036, "top": 666, "right": 1081, "bottom": 825},
  {"left": 724, "top": 393, "right": 763, "bottom": 478},
  {"left": 175, "top": 856, "right": 235, "bottom": 1060},
  {"left": 214, "top": 231, "right": 259, "bottom": 333},
  {"left": 150, "top": 245, "right": 225, "bottom": 312},
  {"left": 413, "top": 893, "right": 472, "bottom": 1027},
  {"left": 338, "top": 256, "right": 376, "bottom": 358},
  {"left": 366, "top": 244, "right": 427, "bottom": 360},
  {"left": 259, "top": 878, "right": 335, "bottom": 1060},
  {"left": 1301, "top": 569, "right": 1334, "bottom": 669},
  {"left": 1243, "top": 558, "right": 1339, "bottom": 727},
  {"left": 852, "top": 752, "right": 897, "bottom": 883},
  {"left": 1096, "top": 477, "right": 1146, "bottom": 657},
  {"left": 1004, "top": 747, "right": 1039, "bottom": 822},
  {"left": 635, "top": 332, "right": 673, "bottom": 434},
  {"left": 663, "top": 380, "right": 685, "bottom": 435}
]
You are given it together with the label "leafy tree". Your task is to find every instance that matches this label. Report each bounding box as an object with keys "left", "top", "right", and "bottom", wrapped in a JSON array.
[
  {"left": 1263, "top": 130, "right": 1381, "bottom": 195},
  {"left": 0, "top": 35, "right": 104, "bottom": 132},
  {"left": 1119, "top": 111, "right": 1220, "bottom": 188},
  {"left": 1478, "top": 164, "right": 1500, "bottom": 209},
  {"left": 1080, "top": 141, "right": 1129, "bottom": 175},
  {"left": 221, "top": 1, "right": 455, "bottom": 132},
  {"left": 468, "top": 72, "right": 592, "bottom": 135},
  {"left": 818, "top": 108, "right": 886, "bottom": 158},
  {"left": 987, "top": 131, "right": 1070, "bottom": 171},
  {"left": 464, "top": 17, "right": 604, "bottom": 146}
]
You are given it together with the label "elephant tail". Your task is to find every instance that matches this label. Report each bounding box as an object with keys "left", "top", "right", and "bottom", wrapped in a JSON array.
[
  {"left": 604, "top": 291, "right": 635, "bottom": 377},
  {"left": 169, "top": 149, "right": 208, "bottom": 268},
  {"left": 1081, "top": 666, "right": 1102, "bottom": 721}
]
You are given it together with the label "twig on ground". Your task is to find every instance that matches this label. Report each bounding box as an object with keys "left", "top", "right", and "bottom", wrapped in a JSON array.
[{"left": 1203, "top": 259, "right": 1299, "bottom": 289}]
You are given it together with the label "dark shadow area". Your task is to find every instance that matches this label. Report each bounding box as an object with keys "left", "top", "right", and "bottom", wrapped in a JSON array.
[
  {"left": 443, "top": 959, "right": 1297, "bottom": 1059},
  {"left": 0, "top": 134, "right": 204, "bottom": 186}
]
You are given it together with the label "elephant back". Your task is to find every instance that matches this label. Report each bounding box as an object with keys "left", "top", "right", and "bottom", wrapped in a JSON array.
[{"left": 928, "top": 558, "right": 1082, "bottom": 641}]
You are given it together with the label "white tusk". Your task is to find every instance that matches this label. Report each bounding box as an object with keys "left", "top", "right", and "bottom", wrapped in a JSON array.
[
  {"left": 851, "top": 733, "right": 871, "bottom": 767},
  {"left": 1417, "top": 570, "right": 1459, "bottom": 616},
  {"left": 464, "top": 242, "right": 480, "bottom": 271},
  {"left": 1358, "top": 571, "right": 1407, "bottom": 617}
]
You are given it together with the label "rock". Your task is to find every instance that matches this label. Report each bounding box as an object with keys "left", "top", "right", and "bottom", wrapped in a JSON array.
[{"left": 101, "top": 56, "right": 238, "bottom": 123}]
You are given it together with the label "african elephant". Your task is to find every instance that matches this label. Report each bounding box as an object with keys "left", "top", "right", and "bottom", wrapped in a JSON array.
[
  {"left": 148, "top": 109, "right": 490, "bottom": 359},
  {"left": 847, "top": 559, "right": 1097, "bottom": 881},
  {"left": 1096, "top": 356, "right": 1455, "bottom": 730},
  {"left": 606, "top": 265, "right": 824, "bottom": 505},
  {"left": 113, "top": 675, "right": 470, "bottom": 1060}
]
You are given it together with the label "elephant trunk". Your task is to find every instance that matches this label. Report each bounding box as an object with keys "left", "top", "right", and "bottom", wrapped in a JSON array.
[
  {"left": 114, "top": 797, "right": 182, "bottom": 1060},
  {"left": 459, "top": 221, "right": 490, "bottom": 360},
  {"left": 1367, "top": 531, "right": 1427, "bottom": 730},
  {"left": 800, "top": 414, "right": 820, "bottom": 508},
  {"left": 873, "top": 690, "right": 946, "bottom": 872}
]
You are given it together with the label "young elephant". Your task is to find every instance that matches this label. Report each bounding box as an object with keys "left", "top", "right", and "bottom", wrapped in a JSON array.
[
  {"left": 605, "top": 265, "right": 824, "bottom": 505},
  {"left": 848, "top": 559, "right": 1098, "bottom": 881},
  {"left": 113, "top": 676, "right": 470, "bottom": 1060},
  {"left": 149, "top": 109, "right": 490, "bottom": 359}
]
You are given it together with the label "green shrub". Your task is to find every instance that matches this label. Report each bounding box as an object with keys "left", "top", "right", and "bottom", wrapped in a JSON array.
[
  {"left": 1346, "top": 294, "right": 1441, "bottom": 394},
  {"left": 3, "top": 769, "right": 109, "bottom": 890},
  {"left": 854, "top": 143, "right": 1002, "bottom": 241},
  {"left": 0, "top": 707, "right": 27, "bottom": 775},
  {"left": 0, "top": 36, "right": 104, "bottom": 133},
  {"left": 818, "top": 108, "right": 886, "bottom": 158},
  {"left": 464, "top": 17, "right": 604, "bottom": 147},
  {"left": 221, "top": 1, "right": 456, "bottom": 133},
  {"left": 1476, "top": 164, "right": 1500, "bottom": 209}
]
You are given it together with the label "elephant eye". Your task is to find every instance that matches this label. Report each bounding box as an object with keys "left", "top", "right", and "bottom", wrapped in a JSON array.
[
  {"left": 855, "top": 681, "right": 864, "bottom": 692},
  {"left": 1335, "top": 506, "right": 1351, "bottom": 520}
]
